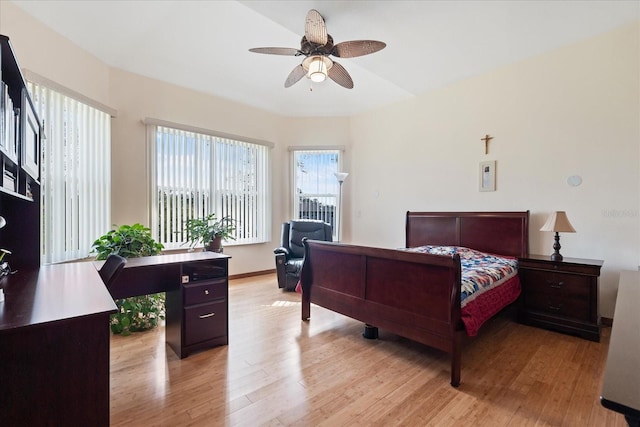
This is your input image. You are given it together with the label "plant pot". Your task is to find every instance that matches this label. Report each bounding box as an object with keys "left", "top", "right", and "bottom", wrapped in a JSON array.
[{"left": 205, "top": 236, "right": 223, "bottom": 253}]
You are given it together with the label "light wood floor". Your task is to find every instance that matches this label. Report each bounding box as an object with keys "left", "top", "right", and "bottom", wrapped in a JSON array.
[{"left": 110, "top": 274, "right": 625, "bottom": 426}]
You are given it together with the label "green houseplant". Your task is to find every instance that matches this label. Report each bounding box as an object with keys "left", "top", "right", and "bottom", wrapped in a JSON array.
[
  {"left": 91, "top": 223, "right": 165, "bottom": 336},
  {"left": 184, "top": 213, "right": 236, "bottom": 251}
]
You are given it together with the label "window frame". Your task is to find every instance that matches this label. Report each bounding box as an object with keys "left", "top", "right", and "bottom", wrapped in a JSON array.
[
  {"left": 290, "top": 147, "right": 345, "bottom": 241},
  {"left": 147, "top": 120, "right": 272, "bottom": 249}
]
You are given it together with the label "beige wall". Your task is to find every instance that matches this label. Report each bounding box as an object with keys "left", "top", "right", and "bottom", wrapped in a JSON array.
[
  {"left": 0, "top": 1, "right": 110, "bottom": 106},
  {"left": 349, "top": 23, "right": 640, "bottom": 317},
  {"left": 3, "top": 1, "right": 639, "bottom": 317}
]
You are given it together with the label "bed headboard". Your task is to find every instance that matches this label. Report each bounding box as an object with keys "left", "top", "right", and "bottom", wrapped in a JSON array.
[{"left": 405, "top": 211, "right": 529, "bottom": 258}]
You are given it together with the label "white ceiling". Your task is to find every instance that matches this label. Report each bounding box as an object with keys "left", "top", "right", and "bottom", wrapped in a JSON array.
[{"left": 10, "top": 0, "right": 640, "bottom": 117}]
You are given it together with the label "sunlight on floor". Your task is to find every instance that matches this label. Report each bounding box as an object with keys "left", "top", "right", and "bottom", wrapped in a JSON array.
[{"left": 268, "top": 300, "right": 301, "bottom": 307}]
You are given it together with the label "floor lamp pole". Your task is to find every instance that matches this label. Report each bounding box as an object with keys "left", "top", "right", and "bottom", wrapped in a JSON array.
[
  {"left": 337, "top": 181, "right": 343, "bottom": 242},
  {"left": 334, "top": 172, "right": 349, "bottom": 242}
]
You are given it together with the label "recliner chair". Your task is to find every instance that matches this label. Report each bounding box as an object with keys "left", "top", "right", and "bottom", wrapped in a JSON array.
[{"left": 274, "top": 220, "right": 333, "bottom": 291}]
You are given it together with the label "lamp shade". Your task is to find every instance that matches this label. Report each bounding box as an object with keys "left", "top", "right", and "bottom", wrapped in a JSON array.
[
  {"left": 540, "top": 211, "right": 576, "bottom": 233},
  {"left": 334, "top": 172, "right": 349, "bottom": 183},
  {"left": 302, "top": 56, "right": 333, "bottom": 83}
]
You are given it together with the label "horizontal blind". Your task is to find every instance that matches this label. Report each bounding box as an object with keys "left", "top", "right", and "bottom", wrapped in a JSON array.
[{"left": 28, "top": 82, "right": 111, "bottom": 264}]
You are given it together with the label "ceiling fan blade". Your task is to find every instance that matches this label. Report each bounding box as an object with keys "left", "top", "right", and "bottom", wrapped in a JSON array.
[
  {"left": 332, "top": 40, "right": 386, "bottom": 58},
  {"left": 305, "top": 9, "right": 327, "bottom": 45},
  {"left": 285, "top": 64, "right": 306, "bottom": 88},
  {"left": 328, "top": 61, "right": 354, "bottom": 89},
  {"left": 249, "top": 47, "right": 300, "bottom": 56}
]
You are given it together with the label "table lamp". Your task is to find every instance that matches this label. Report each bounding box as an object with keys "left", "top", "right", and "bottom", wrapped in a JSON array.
[{"left": 540, "top": 211, "right": 576, "bottom": 261}]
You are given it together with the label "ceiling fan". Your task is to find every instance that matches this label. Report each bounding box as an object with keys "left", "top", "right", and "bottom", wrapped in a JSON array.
[{"left": 249, "top": 9, "right": 386, "bottom": 89}]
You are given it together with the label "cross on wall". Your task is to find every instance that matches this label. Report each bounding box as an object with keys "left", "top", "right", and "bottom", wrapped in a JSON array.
[{"left": 480, "top": 134, "right": 493, "bottom": 154}]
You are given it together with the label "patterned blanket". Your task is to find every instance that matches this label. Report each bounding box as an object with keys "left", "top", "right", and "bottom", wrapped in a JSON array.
[{"left": 404, "top": 245, "right": 518, "bottom": 307}]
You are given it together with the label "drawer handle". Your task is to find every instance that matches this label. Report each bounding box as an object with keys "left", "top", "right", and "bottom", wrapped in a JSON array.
[
  {"left": 547, "top": 280, "right": 564, "bottom": 289},
  {"left": 204, "top": 289, "right": 209, "bottom": 295},
  {"left": 548, "top": 304, "right": 563, "bottom": 312},
  {"left": 199, "top": 312, "right": 216, "bottom": 319}
]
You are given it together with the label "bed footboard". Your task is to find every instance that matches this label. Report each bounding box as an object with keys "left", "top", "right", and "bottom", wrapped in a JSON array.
[{"left": 300, "top": 239, "right": 464, "bottom": 386}]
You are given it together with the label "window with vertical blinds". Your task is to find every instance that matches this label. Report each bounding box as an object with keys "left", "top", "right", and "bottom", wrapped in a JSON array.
[
  {"left": 27, "top": 82, "right": 111, "bottom": 264},
  {"left": 149, "top": 124, "right": 270, "bottom": 249},
  {"left": 292, "top": 149, "right": 341, "bottom": 239}
]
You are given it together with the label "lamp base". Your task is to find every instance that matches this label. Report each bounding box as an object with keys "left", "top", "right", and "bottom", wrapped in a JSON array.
[
  {"left": 550, "top": 232, "right": 563, "bottom": 262},
  {"left": 550, "top": 253, "right": 563, "bottom": 262}
]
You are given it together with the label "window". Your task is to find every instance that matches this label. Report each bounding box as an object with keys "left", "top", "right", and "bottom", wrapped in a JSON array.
[
  {"left": 292, "top": 149, "right": 343, "bottom": 239},
  {"left": 28, "top": 82, "right": 111, "bottom": 264},
  {"left": 149, "top": 124, "right": 270, "bottom": 249}
]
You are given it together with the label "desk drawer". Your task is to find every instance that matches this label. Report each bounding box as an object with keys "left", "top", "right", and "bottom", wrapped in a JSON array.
[
  {"left": 184, "top": 301, "right": 227, "bottom": 346},
  {"left": 184, "top": 279, "right": 226, "bottom": 306}
]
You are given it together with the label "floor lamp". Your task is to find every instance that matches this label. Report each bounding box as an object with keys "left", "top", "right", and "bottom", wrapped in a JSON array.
[{"left": 334, "top": 172, "right": 349, "bottom": 242}]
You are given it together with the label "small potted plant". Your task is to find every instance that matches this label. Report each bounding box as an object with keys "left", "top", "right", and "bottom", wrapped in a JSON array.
[
  {"left": 184, "top": 213, "right": 236, "bottom": 252},
  {"left": 0, "top": 248, "right": 13, "bottom": 276}
]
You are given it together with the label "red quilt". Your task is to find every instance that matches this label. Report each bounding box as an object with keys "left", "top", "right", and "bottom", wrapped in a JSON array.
[{"left": 406, "top": 245, "right": 521, "bottom": 336}]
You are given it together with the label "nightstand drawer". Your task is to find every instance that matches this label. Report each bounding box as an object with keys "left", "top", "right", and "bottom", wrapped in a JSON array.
[
  {"left": 520, "top": 269, "right": 591, "bottom": 299},
  {"left": 184, "top": 301, "right": 227, "bottom": 346},
  {"left": 184, "top": 279, "right": 226, "bottom": 306},
  {"left": 524, "top": 291, "right": 590, "bottom": 320}
]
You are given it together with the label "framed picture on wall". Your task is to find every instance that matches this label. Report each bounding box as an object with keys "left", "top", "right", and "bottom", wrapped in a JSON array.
[{"left": 479, "top": 160, "right": 496, "bottom": 192}]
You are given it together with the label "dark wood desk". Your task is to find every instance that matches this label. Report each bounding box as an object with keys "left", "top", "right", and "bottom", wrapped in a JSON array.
[
  {"left": 98, "top": 251, "right": 231, "bottom": 358},
  {"left": 0, "top": 251, "right": 230, "bottom": 425},
  {"left": 601, "top": 270, "right": 640, "bottom": 426},
  {"left": 0, "top": 262, "right": 117, "bottom": 426}
]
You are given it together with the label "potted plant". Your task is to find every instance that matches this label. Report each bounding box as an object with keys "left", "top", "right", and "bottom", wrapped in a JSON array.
[
  {"left": 0, "top": 249, "right": 13, "bottom": 276},
  {"left": 91, "top": 223, "right": 165, "bottom": 336},
  {"left": 184, "top": 213, "right": 236, "bottom": 252}
]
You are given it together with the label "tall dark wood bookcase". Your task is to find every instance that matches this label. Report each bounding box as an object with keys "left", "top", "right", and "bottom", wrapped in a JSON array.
[
  {"left": 0, "top": 34, "right": 41, "bottom": 270},
  {"left": 0, "top": 36, "right": 118, "bottom": 426}
]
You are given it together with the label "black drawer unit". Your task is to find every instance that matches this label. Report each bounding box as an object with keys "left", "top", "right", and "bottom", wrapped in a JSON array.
[{"left": 166, "top": 257, "right": 229, "bottom": 358}]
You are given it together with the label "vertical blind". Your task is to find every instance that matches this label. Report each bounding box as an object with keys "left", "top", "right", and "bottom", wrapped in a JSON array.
[
  {"left": 292, "top": 149, "right": 340, "bottom": 239},
  {"left": 150, "top": 125, "right": 270, "bottom": 249},
  {"left": 28, "top": 82, "right": 111, "bottom": 264}
]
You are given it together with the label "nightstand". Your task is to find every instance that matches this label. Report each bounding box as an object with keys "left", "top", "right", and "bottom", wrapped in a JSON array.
[{"left": 517, "top": 254, "right": 603, "bottom": 342}]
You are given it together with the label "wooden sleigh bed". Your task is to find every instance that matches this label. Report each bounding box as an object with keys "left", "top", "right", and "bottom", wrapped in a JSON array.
[{"left": 300, "top": 211, "right": 529, "bottom": 387}]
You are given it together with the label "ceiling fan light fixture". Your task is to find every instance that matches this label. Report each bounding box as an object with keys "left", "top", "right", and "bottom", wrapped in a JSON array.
[
  {"left": 303, "top": 55, "right": 332, "bottom": 83},
  {"left": 309, "top": 57, "right": 327, "bottom": 82},
  {"left": 250, "top": 9, "right": 385, "bottom": 89}
]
